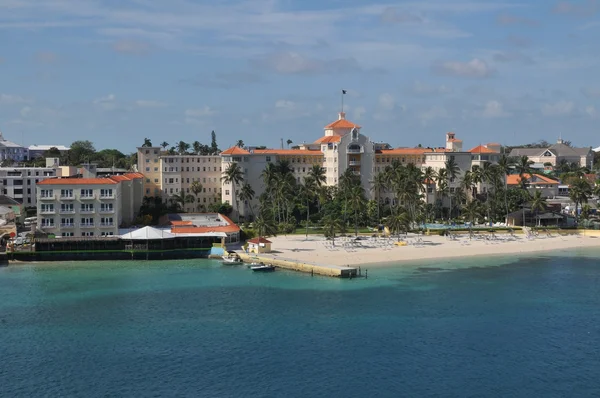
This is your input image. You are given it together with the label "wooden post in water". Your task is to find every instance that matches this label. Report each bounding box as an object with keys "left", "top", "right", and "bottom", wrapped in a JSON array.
[{"left": 365, "top": 269, "right": 368, "bottom": 279}]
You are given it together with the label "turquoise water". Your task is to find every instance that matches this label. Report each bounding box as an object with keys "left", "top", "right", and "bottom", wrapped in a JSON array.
[{"left": 1, "top": 249, "right": 600, "bottom": 397}]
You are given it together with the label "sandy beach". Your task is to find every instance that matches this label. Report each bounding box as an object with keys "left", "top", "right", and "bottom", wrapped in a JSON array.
[{"left": 252, "top": 232, "right": 600, "bottom": 268}]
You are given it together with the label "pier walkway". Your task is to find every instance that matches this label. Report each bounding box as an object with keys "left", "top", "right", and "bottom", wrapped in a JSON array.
[{"left": 236, "top": 252, "right": 358, "bottom": 278}]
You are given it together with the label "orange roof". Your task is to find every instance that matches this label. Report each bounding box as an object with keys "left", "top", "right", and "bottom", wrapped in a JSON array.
[
  {"left": 170, "top": 221, "right": 194, "bottom": 226},
  {"left": 124, "top": 172, "right": 144, "bottom": 179},
  {"left": 469, "top": 145, "right": 498, "bottom": 154},
  {"left": 314, "top": 136, "right": 342, "bottom": 144},
  {"left": 221, "top": 146, "right": 250, "bottom": 155},
  {"left": 506, "top": 173, "right": 558, "bottom": 185},
  {"left": 109, "top": 175, "right": 130, "bottom": 182},
  {"left": 378, "top": 148, "right": 430, "bottom": 155},
  {"left": 253, "top": 149, "right": 322, "bottom": 156},
  {"left": 325, "top": 119, "right": 361, "bottom": 129},
  {"left": 248, "top": 237, "right": 272, "bottom": 244},
  {"left": 38, "top": 177, "right": 118, "bottom": 185}
]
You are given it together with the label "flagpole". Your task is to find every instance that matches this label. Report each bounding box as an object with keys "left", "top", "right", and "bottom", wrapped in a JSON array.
[{"left": 341, "top": 91, "right": 344, "bottom": 113}]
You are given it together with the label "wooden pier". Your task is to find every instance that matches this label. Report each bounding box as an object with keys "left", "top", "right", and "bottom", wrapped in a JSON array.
[{"left": 237, "top": 253, "right": 358, "bottom": 278}]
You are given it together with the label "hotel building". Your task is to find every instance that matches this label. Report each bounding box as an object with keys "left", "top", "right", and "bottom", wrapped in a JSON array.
[
  {"left": 36, "top": 173, "right": 144, "bottom": 237},
  {"left": 137, "top": 112, "right": 502, "bottom": 219}
]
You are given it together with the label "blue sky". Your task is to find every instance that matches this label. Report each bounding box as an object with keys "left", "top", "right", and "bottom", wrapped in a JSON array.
[{"left": 1, "top": 0, "right": 599, "bottom": 153}]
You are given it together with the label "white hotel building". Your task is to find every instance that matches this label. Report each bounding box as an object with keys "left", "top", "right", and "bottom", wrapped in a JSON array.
[
  {"left": 36, "top": 173, "right": 144, "bottom": 237},
  {"left": 138, "top": 112, "right": 502, "bottom": 219}
]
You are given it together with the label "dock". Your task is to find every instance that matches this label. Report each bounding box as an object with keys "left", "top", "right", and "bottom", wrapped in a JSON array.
[{"left": 237, "top": 253, "right": 358, "bottom": 278}]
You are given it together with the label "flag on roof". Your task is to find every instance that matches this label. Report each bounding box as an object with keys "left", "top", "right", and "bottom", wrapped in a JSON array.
[{"left": 342, "top": 89, "right": 347, "bottom": 94}]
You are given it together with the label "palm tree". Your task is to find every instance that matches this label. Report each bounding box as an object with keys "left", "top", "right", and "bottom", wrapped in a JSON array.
[
  {"left": 370, "top": 171, "right": 387, "bottom": 223},
  {"left": 445, "top": 158, "right": 460, "bottom": 221},
  {"left": 436, "top": 168, "right": 449, "bottom": 220},
  {"left": 142, "top": 138, "right": 152, "bottom": 147},
  {"left": 497, "top": 154, "right": 514, "bottom": 223},
  {"left": 515, "top": 155, "right": 534, "bottom": 226},
  {"left": 192, "top": 141, "right": 202, "bottom": 155},
  {"left": 177, "top": 141, "right": 190, "bottom": 155},
  {"left": 301, "top": 177, "right": 316, "bottom": 238},
  {"left": 238, "top": 183, "right": 256, "bottom": 219},
  {"left": 387, "top": 211, "right": 411, "bottom": 241},
  {"left": 253, "top": 210, "right": 277, "bottom": 241},
  {"left": 529, "top": 190, "right": 547, "bottom": 226},
  {"left": 569, "top": 178, "right": 592, "bottom": 225},
  {"left": 222, "top": 162, "right": 244, "bottom": 222},
  {"left": 422, "top": 166, "right": 437, "bottom": 206},
  {"left": 322, "top": 215, "right": 342, "bottom": 246},
  {"left": 462, "top": 200, "right": 483, "bottom": 225},
  {"left": 160, "top": 141, "right": 169, "bottom": 151},
  {"left": 190, "top": 181, "right": 203, "bottom": 211},
  {"left": 348, "top": 184, "right": 366, "bottom": 236},
  {"left": 236, "top": 140, "right": 244, "bottom": 148},
  {"left": 171, "top": 190, "right": 195, "bottom": 212},
  {"left": 286, "top": 139, "right": 293, "bottom": 148},
  {"left": 308, "top": 164, "right": 326, "bottom": 187}
]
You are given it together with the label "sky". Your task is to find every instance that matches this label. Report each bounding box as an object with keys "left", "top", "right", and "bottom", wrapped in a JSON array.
[{"left": 1, "top": 0, "right": 599, "bottom": 153}]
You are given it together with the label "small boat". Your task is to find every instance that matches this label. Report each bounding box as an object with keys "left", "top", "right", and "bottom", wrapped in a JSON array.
[
  {"left": 221, "top": 255, "right": 243, "bottom": 265},
  {"left": 251, "top": 263, "right": 275, "bottom": 272}
]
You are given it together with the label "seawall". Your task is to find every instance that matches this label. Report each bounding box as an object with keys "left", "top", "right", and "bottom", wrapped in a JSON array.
[{"left": 237, "top": 253, "right": 357, "bottom": 278}]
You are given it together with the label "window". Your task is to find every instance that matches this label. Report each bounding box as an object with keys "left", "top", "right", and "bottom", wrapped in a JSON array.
[
  {"left": 61, "top": 218, "right": 74, "bottom": 226},
  {"left": 60, "top": 189, "right": 73, "bottom": 198},
  {"left": 266, "top": 156, "right": 271, "bottom": 162},
  {"left": 100, "top": 189, "right": 113, "bottom": 198},
  {"left": 62, "top": 232, "right": 74, "bottom": 237},
  {"left": 100, "top": 203, "right": 113, "bottom": 212},
  {"left": 81, "top": 217, "right": 94, "bottom": 226},
  {"left": 82, "top": 231, "right": 94, "bottom": 237},
  {"left": 225, "top": 190, "right": 230, "bottom": 195},
  {"left": 80, "top": 189, "right": 93, "bottom": 198},
  {"left": 100, "top": 217, "right": 114, "bottom": 226},
  {"left": 101, "top": 232, "right": 114, "bottom": 237},
  {"left": 80, "top": 204, "right": 94, "bottom": 212},
  {"left": 146, "top": 188, "right": 150, "bottom": 194},
  {"left": 146, "top": 167, "right": 150, "bottom": 172},
  {"left": 40, "top": 204, "right": 54, "bottom": 213},
  {"left": 41, "top": 218, "right": 54, "bottom": 227},
  {"left": 60, "top": 204, "right": 74, "bottom": 213},
  {"left": 168, "top": 178, "right": 174, "bottom": 184},
  {"left": 40, "top": 189, "right": 53, "bottom": 198}
]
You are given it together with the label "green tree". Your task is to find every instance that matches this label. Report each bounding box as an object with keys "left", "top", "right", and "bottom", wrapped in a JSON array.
[
  {"left": 348, "top": 184, "right": 366, "bottom": 236},
  {"left": 529, "top": 190, "right": 547, "bottom": 226},
  {"left": 322, "top": 215, "right": 342, "bottom": 246},
  {"left": 238, "top": 182, "right": 256, "bottom": 219},
  {"left": 569, "top": 178, "right": 592, "bottom": 225},
  {"left": 387, "top": 211, "right": 411, "bottom": 240},
  {"left": 515, "top": 155, "right": 534, "bottom": 225},
  {"left": 210, "top": 130, "right": 219, "bottom": 155},
  {"left": 445, "top": 157, "right": 460, "bottom": 221},
  {"left": 142, "top": 138, "right": 152, "bottom": 147},
  {"left": 68, "top": 140, "right": 96, "bottom": 165},
  {"left": 222, "top": 162, "right": 244, "bottom": 222},
  {"left": 171, "top": 190, "right": 195, "bottom": 212},
  {"left": 236, "top": 140, "right": 244, "bottom": 148},
  {"left": 192, "top": 141, "right": 202, "bottom": 155},
  {"left": 177, "top": 141, "right": 190, "bottom": 155},
  {"left": 161, "top": 141, "right": 169, "bottom": 150},
  {"left": 190, "top": 181, "right": 203, "bottom": 211}
]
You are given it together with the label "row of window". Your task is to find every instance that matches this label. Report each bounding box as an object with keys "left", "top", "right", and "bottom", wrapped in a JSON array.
[
  {"left": 40, "top": 217, "right": 114, "bottom": 227},
  {"left": 163, "top": 166, "right": 221, "bottom": 172},
  {"left": 39, "top": 189, "right": 114, "bottom": 198},
  {"left": 61, "top": 232, "right": 114, "bottom": 237},
  {"left": 163, "top": 157, "right": 218, "bottom": 163},
  {"left": 40, "top": 204, "right": 114, "bottom": 212}
]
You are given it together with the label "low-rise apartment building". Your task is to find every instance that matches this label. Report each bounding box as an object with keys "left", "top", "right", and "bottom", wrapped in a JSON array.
[
  {"left": 0, "top": 167, "right": 58, "bottom": 207},
  {"left": 36, "top": 173, "right": 143, "bottom": 237}
]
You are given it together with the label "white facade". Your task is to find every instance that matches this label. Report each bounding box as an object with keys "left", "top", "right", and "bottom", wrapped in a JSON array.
[
  {"left": 36, "top": 174, "right": 143, "bottom": 237},
  {"left": 0, "top": 167, "right": 58, "bottom": 206},
  {"left": 0, "top": 132, "right": 28, "bottom": 162},
  {"left": 28, "top": 145, "right": 70, "bottom": 159}
]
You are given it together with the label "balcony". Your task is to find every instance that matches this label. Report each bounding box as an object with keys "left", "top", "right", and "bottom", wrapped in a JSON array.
[
  {"left": 40, "top": 224, "right": 56, "bottom": 229},
  {"left": 99, "top": 209, "right": 115, "bottom": 214},
  {"left": 59, "top": 209, "right": 75, "bottom": 214},
  {"left": 348, "top": 160, "right": 361, "bottom": 166},
  {"left": 80, "top": 223, "right": 95, "bottom": 228},
  {"left": 39, "top": 195, "right": 55, "bottom": 201},
  {"left": 60, "top": 223, "right": 75, "bottom": 228},
  {"left": 100, "top": 222, "right": 115, "bottom": 227},
  {"left": 80, "top": 194, "right": 95, "bottom": 200},
  {"left": 60, "top": 195, "right": 75, "bottom": 200},
  {"left": 40, "top": 209, "right": 55, "bottom": 215},
  {"left": 99, "top": 195, "right": 115, "bottom": 200},
  {"left": 80, "top": 209, "right": 95, "bottom": 214},
  {"left": 347, "top": 148, "right": 364, "bottom": 154}
]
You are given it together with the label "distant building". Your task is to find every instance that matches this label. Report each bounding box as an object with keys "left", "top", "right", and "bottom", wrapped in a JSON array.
[
  {"left": 509, "top": 138, "right": 594, "bottom": 169},
  {"left": 36, "top": 173, "right": 144, "bottom": 238},
  {"left": 0, "top": 167, "right": 58, "bottom": 206},
  {"left": 28, "top": 145, "right": 70, "bottom": 159},
  {"left": 0, "top": 132, "right": 28, "bottom": 162},
  {"left": 507, "top": 173, "right": 559, "bottom": 198}
]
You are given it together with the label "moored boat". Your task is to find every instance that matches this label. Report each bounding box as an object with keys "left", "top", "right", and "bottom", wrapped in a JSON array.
[
  {"left": 251, "top": 263, "right": 275, "bottom": 272},
  {"left": 221, "top": 255, "right": 243, "bottom": 265}
]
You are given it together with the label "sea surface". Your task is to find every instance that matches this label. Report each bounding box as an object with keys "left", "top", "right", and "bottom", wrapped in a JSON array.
[{"left": 1, "top": 249, "right": 600, "bottom": 397}]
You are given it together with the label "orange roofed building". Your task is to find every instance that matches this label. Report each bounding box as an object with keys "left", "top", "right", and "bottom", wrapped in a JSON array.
[
  {"left": 138, "top": 111, "right": 504, "bottom": 220},
  {"left": 36, "top": 173, "right": 144, "bottom": 238}
]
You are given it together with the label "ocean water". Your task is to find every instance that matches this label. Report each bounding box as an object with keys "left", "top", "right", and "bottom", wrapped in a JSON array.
[{"left": 1, "top": 249, "right": 600, "bottom": 397}]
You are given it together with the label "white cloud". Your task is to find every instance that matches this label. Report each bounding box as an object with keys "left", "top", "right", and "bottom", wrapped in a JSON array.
[
  {"left": 541, "top": 100, "right": 575, "bottom": 116},
  {"left": 433, "top": 58, "right": 494, "bottom": 78},
  {"left": 410, "top": 81, "right": 452, "bottom": 96},
  {"left": 482, "top": 100, "right": 510, "bottom": 118},
  {"left": 135, "top": 100, "right": 167, "bottom": 108},
  {"left": 419, "top": 106, "right": 449, "bottom": 124},
  {"left": 0, "top": 93, "right": 31, "bottom": 104},
  {"left": 585, "top": 105, "right": 597, "bottom": 118},
  {"left": 20, "top": 106, "right": 32, "bottom": 117},
  {"left": 93, "top": 94, "right": 117, "bottom": 110},
  {"left": 275, "top": 100, "right": 296, "bottom": 110},
  {"left": 378, "top": 93, "right": 395, "bottom": 111},
  {"left": 185, "top": 107, "right": 216, "bottom": 117},
  {"left": 353, "top": 106, "right": 366, "bottom": 120}
]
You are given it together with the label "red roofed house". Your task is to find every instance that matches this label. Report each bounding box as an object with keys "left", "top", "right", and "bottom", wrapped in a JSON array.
[
  {"left": 247, "top": 237, "right": 272, "bottom": 254},
  {"left": 507, "top": 173, "right": 559, "bottom": 198},
  {"left": 36, "top": 173, "right": 144, "bottom": 238}
]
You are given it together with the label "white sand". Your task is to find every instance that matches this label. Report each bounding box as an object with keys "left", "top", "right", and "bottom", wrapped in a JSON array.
[{"left": 257, "top": 232, "right": 600, "bottom": 268}]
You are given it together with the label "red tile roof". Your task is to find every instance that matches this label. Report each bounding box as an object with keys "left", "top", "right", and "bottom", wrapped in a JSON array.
[
  {"left": 221, "top": 146, "right": 250, "bottom": 155},
  {"left": 109, "top": 175, "right": 130, "bottom": 182},
  {"left": 38, "top": 178, "right": 118, "bottom": 185},
  {"left": 325, "top": 119, "right": 361, "bottom": 129},
  {"left": 507, "top": 173, "right": 558, "bottom": 185},
  {"left": 248, "top": 237, "right": 272, "bottom": 244},
  {"left": 469, "top": 145, "right": 498, "bottom": 154},
  {"left": 253, "top": 149, "right": 322, "bottom": 156},
  {"left": 314, "top": 135, "right": 342, "bottom": 144}
]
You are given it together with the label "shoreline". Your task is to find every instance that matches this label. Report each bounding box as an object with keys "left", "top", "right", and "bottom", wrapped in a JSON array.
[{"left": 253, "top": 233, "right": 600, "bottom": 269}]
